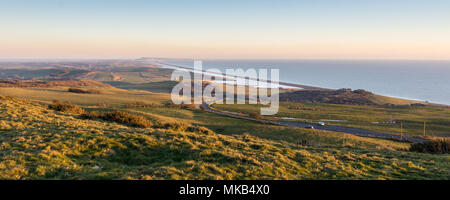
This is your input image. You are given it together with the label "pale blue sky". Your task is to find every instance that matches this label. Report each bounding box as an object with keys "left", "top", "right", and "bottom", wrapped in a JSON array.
[{"left": 1, "top": 0, "right": 449, "bottom": 59}]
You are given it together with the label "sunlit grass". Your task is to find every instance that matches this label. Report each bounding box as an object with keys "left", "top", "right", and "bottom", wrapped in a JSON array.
[{"left": 0, "top": 96, "right": 448, "bottom": 180}]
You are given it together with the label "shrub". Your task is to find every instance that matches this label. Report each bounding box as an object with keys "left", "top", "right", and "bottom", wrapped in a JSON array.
[
  {"left": 249, "top": 112, "right": 261, "bottom": 119},
  {"left": 49, "top": 100, "right": 85, "bottom": 114},
  {"left": 124, "top": 101, "right": 160, "bottom": 108},
  {"left": 163, "top": 101, "right": 177, "bottom": 107},
  {"left": 96, "top": 102, "right": 110, "bottom": 108},
  {"left": 68, "top": 88, "right": 102, "bottom": 94},
  {"left": 82, "top": 111, "right": 153, "bottom": 128},
  {"left": 410, "top": 139, "right": 450, "bottom": 154},
  {"left": 152, "top": 121, "right": 190, "bottom": 131},
  {"left": 164, "top": 101, "right": 196, "bottom": 110},
  {"left": 150, "top": 120, "right": 213, "bottom": 134}
]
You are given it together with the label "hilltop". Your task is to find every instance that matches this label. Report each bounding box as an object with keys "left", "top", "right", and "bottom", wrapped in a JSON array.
[
  {"left": 0, "top": 80, "right": 112, "bottom": 88},
  {"left": 0, "top": 61, "right": 170, "bottom": 83},
  {"left": 280, "top": 88, "right": 420, "bottom": 106}
]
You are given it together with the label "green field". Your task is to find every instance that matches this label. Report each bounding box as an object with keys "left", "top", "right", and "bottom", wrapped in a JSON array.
[
  {"left": 105, "top": 80, "right": 178, "bottom": 93},
  {"left": 213, "top": 101, "right": 450, "bottom": 138}
]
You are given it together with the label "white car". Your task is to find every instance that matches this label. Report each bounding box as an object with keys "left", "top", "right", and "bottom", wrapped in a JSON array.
[{"left": 318, "top": 122, "right": 325, "bottom": 126}]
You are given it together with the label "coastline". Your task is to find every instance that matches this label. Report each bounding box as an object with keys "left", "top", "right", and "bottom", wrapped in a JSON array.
[
  {"left": 147, "top": 61, "right": 444, "bottom": 106},
  {"left": 151, "top": 61, "right": 330, "bottom": 91}
]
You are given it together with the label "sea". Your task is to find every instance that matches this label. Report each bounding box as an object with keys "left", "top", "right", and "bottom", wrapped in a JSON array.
[{"left": 161, "top": 59, "right": 450, "bottom": 105}]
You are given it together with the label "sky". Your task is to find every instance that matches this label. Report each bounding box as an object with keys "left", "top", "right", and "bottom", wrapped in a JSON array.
[{"left": 1, "top": 0, "right": 450, "bottom": 60}]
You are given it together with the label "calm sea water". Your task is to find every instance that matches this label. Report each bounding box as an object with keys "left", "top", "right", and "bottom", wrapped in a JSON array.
[{"left": 166, "top": 60, "right": 450, "bottom": 105}]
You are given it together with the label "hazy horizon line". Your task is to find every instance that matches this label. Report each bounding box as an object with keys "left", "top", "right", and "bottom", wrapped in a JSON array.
[{"left": 1, "top": 57, "right": 450, "bottom": 62}]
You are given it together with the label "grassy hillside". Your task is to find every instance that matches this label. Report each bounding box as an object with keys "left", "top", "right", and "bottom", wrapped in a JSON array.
[
  {"left": 368, "top": 94, "right": 422, "bottom": 105},
  {"left": 280, "top": 89, "right": 421, "bottom": 106},
  {"left": 0, "top": 95, "right": 449, "bottom": 180},
  {"left": 0, "top": 68, "right": 89, "bottom": 80},
  {"left": 1, "top": 61, "right": 448, "bottom": 180},
  {"left": 1, "top": 85, "right": 412, "bottom": 150},
  {"left": 122, "top": 106, "right": 412, "bottom": 150},
  {"left": 0, "top": 86, "right": 170, "bottom": 107},
  {"left": 0, "top": 80, "right": 112, "bottom": 88},
  {"left": 0, "top": 61, "right": 172, "bottom": 83}
]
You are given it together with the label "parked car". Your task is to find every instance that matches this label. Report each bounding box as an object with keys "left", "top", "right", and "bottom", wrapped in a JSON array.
[{"left": 305, "top": 125, "right": 315, "bottom": 129}]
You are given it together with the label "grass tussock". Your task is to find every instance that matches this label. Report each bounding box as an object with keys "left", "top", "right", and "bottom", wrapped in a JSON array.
[
  {"left": 49, "top": 100, "right": 85, "bottom": 114},
  {"left": 82, "top": 111, "right": 153, "bottom": 128},
  {"left": 410, "top": 138, "right": 450, "bottom": 154},
  {"left": 68, "top": 88, "right": 102, "bottom": 94}
]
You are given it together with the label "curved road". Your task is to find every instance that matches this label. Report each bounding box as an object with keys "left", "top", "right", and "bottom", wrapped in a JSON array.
[{"left": 201, "top": 103, "right": 427, "bottom": 143}]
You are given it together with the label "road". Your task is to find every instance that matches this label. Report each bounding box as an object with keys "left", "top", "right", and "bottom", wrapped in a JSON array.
[{"left": 200, "top": 103, "right": 427, "bottom": 143}]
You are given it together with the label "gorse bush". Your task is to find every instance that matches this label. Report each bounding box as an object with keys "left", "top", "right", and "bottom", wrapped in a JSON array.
[
  {"left": 68, "top": 88, "right": 102, "bottom": 94},
  {"left": 49, "top": 100, "right": 85, "bottom": 114},
  {"left": 410, "top": 138, "right": 450, "bottom": 154},
  {"left": 82, "top": 111, "right": 153, "bottom": 128}
]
